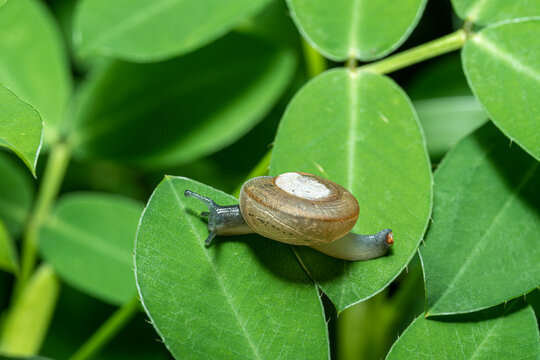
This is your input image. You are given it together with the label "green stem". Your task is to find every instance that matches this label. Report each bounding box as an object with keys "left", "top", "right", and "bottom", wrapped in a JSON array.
[
  {"left": 16, "top": 142, "right": 71, "bottom": 296},
  {"left": 232, "top": 150, "right": 272, "bottom": 198},
  {"left": 301, "top": 38, "right": 326, "bottom": 78},
  {"left": 359, "top": 29, "right": 468, "bottom": 75},
  {"left": 69, "top": 297, "right": 141, "bottom": 360}
]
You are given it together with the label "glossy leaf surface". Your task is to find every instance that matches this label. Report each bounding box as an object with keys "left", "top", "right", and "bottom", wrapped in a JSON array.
[
  {"left": 39, "top": 193, "right": 143, "bottom": 305},
  {"left": 0, "top": 0, "right": 71, "bottom": 141},
  {"left": 421, "top": 123, "right": 540, "bottom": 316},
  {"left": 452, "top": 0, "right": 540, "bottom": 25},
  {"left": 74, "top": 33, "right": 295, "bottom": 167},
  {"left": 135, "top": 177, "right": 328, "bottom": 359},
  {"left": 463, "top": 19, "right": 540, "bottom": 161},
  {"left": 74, "top": 0, "right": 272, "bottom": 61},
  {"left": 386, "top": 301, "right": 539, "bottom": 359},
  {"left": 287, "top": 0, "right": 426, "bottom": 61},
  {"left": 271, "top": 69, "right": 432, "bottom": 312},
  {"left": 0, "top": 152, "right": 33, "bottom": 237},
  {"left": 0, "top": 84, "right": 43, "bottom": 176}
]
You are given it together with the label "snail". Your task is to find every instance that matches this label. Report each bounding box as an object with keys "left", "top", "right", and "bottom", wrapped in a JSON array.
[{"left": 184, "top": 172, "right": 393, "bottom": 261}]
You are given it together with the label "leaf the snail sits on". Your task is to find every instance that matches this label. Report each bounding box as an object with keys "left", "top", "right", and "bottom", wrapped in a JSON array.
[{"left": 184, "top": 172, "right": 393, "bottom": 261}]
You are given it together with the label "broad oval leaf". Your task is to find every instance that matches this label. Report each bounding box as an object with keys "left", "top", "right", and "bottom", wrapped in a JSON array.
[
  {"left": 452, "top": 0, "right": 540, "bottom": 25},
  {"left": 39, "top": 193, "right": 143, "bottom": 305},
  {"left": 386, "top": 301, "right": 539, "bottom": 359},
  {"left": 287, "top": 0, "right": 426, "bottom": 61},
  {"left": 462, "top": 19, "right": 540, "bottom": 161},
  {"left": 0, "top": 0, "right": 71, "bottom": 142},
  {"left": 135, "top": 176, "right": 328, "bottom": 360},
  {"left": 74, "top": 0, "right": 272, "bottom": 62},
  {"left": 270, "top": 69, "right": 432, "bottom": 312},
  {"left": 420, "top": 123, "right": 540, "bottom": 316},
  {"left": 0, "top": 84, "right": 43, "bottom": 176},
  {"left": 0, "top": 151, "right": 33, "bottom": 237},
  {"left": 73, "top": 33, "right": 295, "bottom": 168},
  {"left": 0, "top": 219, "right": 18, "bottom": 274}
]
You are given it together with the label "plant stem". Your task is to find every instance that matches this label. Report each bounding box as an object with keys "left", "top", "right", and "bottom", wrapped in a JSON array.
[
  {"left": 16, "top": 142, "right": 71, "bottom": 296},
  {"left": 359, "top": 29, "right": 468, "bottom": 75},
  {"left": 69, "top": 297, "right": 141, "bottom": 360},
  {"left": 301, "top": 38, "right": 326, "bottom": 78},
  {"left": 232, "top": 150, "right": 272, "bottom": 198}
]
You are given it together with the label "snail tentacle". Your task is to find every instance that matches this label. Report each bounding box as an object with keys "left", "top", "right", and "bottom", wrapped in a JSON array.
[{"left": 184, "top": 190, "right": 252, "bottom": 247}]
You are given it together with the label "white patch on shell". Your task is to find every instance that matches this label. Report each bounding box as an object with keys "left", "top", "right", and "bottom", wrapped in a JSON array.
[{"left": 275, "top": 172, "right": 330, "bottom": 200}]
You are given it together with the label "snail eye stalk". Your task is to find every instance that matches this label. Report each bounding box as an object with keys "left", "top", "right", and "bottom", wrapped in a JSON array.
[{"left": 184, "top": 190, "right": 222, "bottom": 247}]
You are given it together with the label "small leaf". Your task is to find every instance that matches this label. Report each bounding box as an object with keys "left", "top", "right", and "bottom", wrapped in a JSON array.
[
  {"left": 270, "top": 69, "right": 432, "bottom": 312},
  {"left": 0, "top": 219, "right": 19, "bottom": 274},
  {"left": 414, "top": 96, "right": 487, "bottom": 160},
  {"left": 421, "top": 123, "right": 540, "bottom": 316},
  {"left": 39, "top": 193, "right": 143, "bottom": 305},
  {"left": 287, "top": 0, "right": 427, "bottom": 61},
  {"left": 73, "top": 33, "right": 295, "bottom": 167},
  {"left": 386, "top": 300, "right": 539, "bottom": 359},
  {"left": 135, "top": 176, "right": 328, "bottom": 359},
  {"left": 451, "top": 0, "right": 540, "bottom": 25},
  {"left": 0, "top": 84, "right": 43, "bottom": 176},
  {"left": 0, "top": 0, "right": 72, "bottom": 142},
  {"left": 0, "top": 151, "right": 34, "bottom": 237},
  {"left": 74, "top": 0, "right": 272, "bottom": 61},
  {"left": 462, "top": 18, "right": 540, "bottom": 161},
  {"left": 0, "top": 264, "right": 60, "bottom": 356}
]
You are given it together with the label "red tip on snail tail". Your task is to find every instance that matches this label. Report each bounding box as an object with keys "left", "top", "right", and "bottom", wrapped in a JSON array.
[{"left": 386, "top": 231, "right": 394, "bottom": 246}]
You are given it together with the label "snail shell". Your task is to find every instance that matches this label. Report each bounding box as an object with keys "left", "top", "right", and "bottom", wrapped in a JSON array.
[{"left": 239, "top": 172, "right": 359, "bottom": 245}]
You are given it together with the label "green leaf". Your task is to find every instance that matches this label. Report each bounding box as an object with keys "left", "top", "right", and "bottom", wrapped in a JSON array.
[
  {"left": 0, "top": 264, "right": 60, "bottom": 356},
  {"left": 0, "top": 0, "right": 72, "bottom": 143},
  {"left": 73, "top": 33, "right": 295, "bottom": 168},
  {"left": 0, "top": 151, "right": 34, "bottom": 237},
  {"left": 135, "top": 176, "right": 328, "bottom": 360},
  {"left": 0, "top": 219, "right": 18, "bottom": 274},
  {"left": 451, "top": 0, "right": 540, "bottom": 25},
  {"left": 0, "top": 0, "right": 6, "bottom": 8},
  {"left": 39, "top": 193, "right": 143, "bottom": 305},
  {"left": 0, "top": 84, "right": 43, "bottom": 176},
  {"left": 74, "top": 0, "right": 272, "bottom": 61},
  {"left": 270, "top": 69, "right": 432, "bottom": 312},
  {"left": 462, "top": 18, "right": 540, "bottom": 161},
  {"left": 415, "top": 96, "right": 487, "bottom": 160},
  {"left": 286, "top": 0, "right": 427, "bottom": 61},
  {"left": 420, "top": 123, "right": 540, "bottom": 316},
  {"left": 386, "top": 301, "right": 539, "bottom": 359}
]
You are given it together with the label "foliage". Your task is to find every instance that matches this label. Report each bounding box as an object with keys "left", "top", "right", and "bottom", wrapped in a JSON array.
[{"left": 0, "top": 0, "right": 538, "bottom": 359}]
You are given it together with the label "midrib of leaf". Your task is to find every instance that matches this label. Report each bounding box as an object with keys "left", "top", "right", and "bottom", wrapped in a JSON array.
[
  {"left": 43, "top": 217, "right": 133, "bottom": 267},
  {"left": 80, "top": 0, "right": 181, "bottom": 52},
  {"left": 472, "top": 34, "right": 540, "bottom": 83},
  {"left": 346, "top": 73, "right": 358, "bottom": 192},
  {"left": 347, "top": 0, "right": 362, "bottom": 57},
  {"left": 166, "top": 179, "right": 262, "bottom": 360},
  {"left": 464, "top": 0, "right": 488, "bottom": 22},
  {"left": 469, "top": 301, "right": 520, "bottom": 360},
  {"left": 430, "top": 161, "right": 539, "bottom": 313}
]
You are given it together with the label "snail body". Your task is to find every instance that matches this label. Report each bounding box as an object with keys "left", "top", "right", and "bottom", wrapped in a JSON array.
[{"left": 185, "top": 172, "right": 393, "bottom": 261}]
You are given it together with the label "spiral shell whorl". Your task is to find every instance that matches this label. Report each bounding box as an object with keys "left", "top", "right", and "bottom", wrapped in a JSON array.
[{"left": 239, "top": 172, "right": 359, "bottom": 245}]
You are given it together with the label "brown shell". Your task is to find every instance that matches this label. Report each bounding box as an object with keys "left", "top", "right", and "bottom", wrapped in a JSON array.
[{"left": 238, "top": 173, "right": 359, "bottom": 245}]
